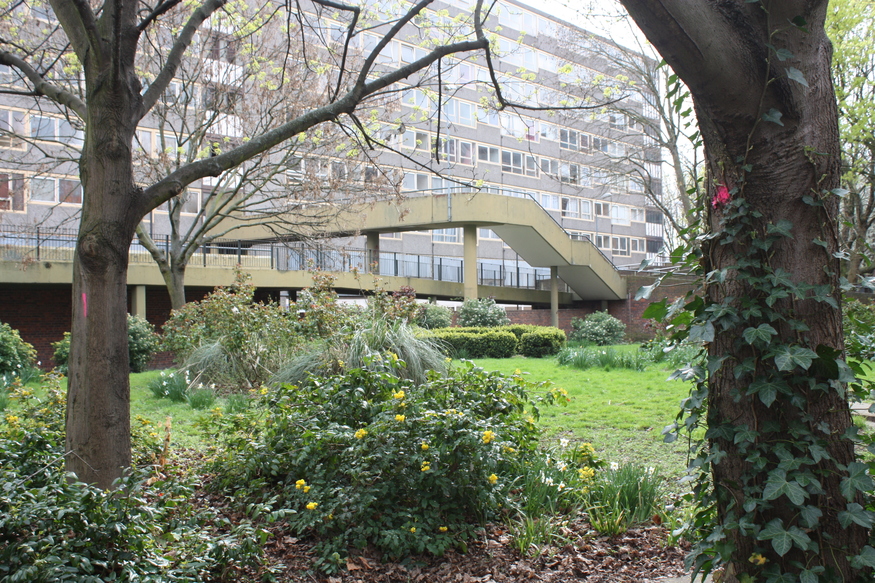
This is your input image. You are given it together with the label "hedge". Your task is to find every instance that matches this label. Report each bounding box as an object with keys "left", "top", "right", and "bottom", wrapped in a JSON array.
[{"left": 424, "top": 325, "right": 566, "bottom": 359}]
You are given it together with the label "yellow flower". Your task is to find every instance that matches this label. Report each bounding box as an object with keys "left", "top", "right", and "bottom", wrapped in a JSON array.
[
  {"left": 445, "top": 357, "right": 452, "bottom": 363},
  {"left": 303, "top": 485, "right": 311, "bottom": 493},
  {"left": 439, "top": 526, "right": 448, "bottom": 532},
  {"left": 328, "top": 513, "right": 334, "bottom": 520},
  {"left": 421, "top": 442, "right": 429, "bottom": 451},
  {"left": 306, "top": 502, "right": 318, "bottom": 510},
  {"left": 749, "top": 553, "right": 767, "bottom": 566},
  {"left": 354, "top": 428, "right": 368, "bottom": 439},
  {"left": 395, "top": 414, "right": 406, "bottom": 422},
  {"left": 514, "top": 368, "right": 522, "bottom": 375},
  {"left": 5, "top": 415, "right": 19, "bottom": 425},
  {"left": 393, "top": 390, "right": 405, "bottom": 400},
  {"left": 578, "top": 466, "right": 595, "bottom": 481},
  {"left": 295, "top": 479, "right": 306, "bottom": 490},
  {"left": 259, "top": 386, "right": 269, "bottom": 395},
  {"left": 482, "top": 430, "right": 496, "bottom": 444},
  {"left": 409, "top": 526, "right": 416, "bottom": 533},
  {"left": 488, "top": 473, "right": 498, "bottom": 484},
  {"left": 421, "top": 462, "right": 431, "bottom": 472}
]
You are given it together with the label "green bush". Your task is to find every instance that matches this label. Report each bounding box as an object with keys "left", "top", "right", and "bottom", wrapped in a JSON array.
[
  {"left": 0, "top": 375, "right": 270, "bottom": 581},
  {"left": 457, "top": 297, "right": 510, "bottom": 327},
  {"left": 52, "top": 314, "right": 158, "bottom": 374},
  {"left": 162, "top": 269, "right": 302, "bottom": 389},
  {"left": 844, "top": 298, "right": 875, "bottom": 361},
  {"left": 205, "top": 358, "right": 566, "bottom": 571},
  {"left": 428, "top": 328, "right": 518, "bottom": 358},
  {"left": 0, "top": 321, "right": 36, "bottom": 376},
  {"left": 519, "top": 328, "right": 566, "bottom": 358},
  {"left": 569, "top": 311, "right": 626, "bottom": 346},
  {"left": 148, "top": 370, "right": 190, "bottom": 402},
  {"left": 417, "top": 302, "right": 453, "bottom": 329}
]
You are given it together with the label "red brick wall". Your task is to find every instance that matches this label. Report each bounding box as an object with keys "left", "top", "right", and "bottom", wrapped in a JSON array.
[{"left": 0, "top": 285, "right": 72, "bottom": 368}]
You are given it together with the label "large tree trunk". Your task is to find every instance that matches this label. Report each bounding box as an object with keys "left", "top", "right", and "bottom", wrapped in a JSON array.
[
  {"left": 65, "top": 57, "right": 144, "bottom": 489},
  {"left": 620, "top": 1, "right": 870, "bottom": 580}
]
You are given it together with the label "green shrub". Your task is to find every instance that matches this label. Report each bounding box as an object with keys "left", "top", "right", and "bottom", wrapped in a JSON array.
[
  {"left": 584, "top": 464, "right": 665, "bottom": 535},
  {"left": 844, "top": 298, "right": 875, "bottom": 361},
  {"left": 0, "top": 375, "right": 271, "bottom": 581},
  {"left": 417, "top": 302, "right": 453, "bottom": 329},
  {"left": 0, "top": 321, "right": 36, "bottom": 376},
  {"left": 147, "top": 370, "right": 190, "bottom": 402},
  {"left": 162, "top": 269, "right": 302, "bottom": 389},
  {"left": 569, "top": 311, "right": 626, "bottom": 345},
  {"left": 519, "top": 328, "right": 566, "bottom": 358},
  {"left": 457, "top": 297, "right": 510, "bottom": 327},
  {"left": 557, "top": 346, "right": 653, "bottom": 371},
  {"left": 52, "top": 314, "right": 158, "bottom": 374},
  {"left": 187, "top": 387, "right": 217, "bottom": 410},
  {"left": 205, "top": 358, "right": 566, "bottom": 571},
  {"left": 427, "top": 328, "right": 518, "bottom": 358}
]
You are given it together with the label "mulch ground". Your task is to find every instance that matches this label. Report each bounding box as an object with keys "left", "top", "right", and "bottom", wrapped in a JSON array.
[{"left": 251, "top": 519, "right": 689, "bottom": 582}]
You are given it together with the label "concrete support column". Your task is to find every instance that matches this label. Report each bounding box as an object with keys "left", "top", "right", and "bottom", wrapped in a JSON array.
[
  {"left": 550, "top": 266, "right": 559, "bottom": 328},
  {"left": 463, "top": 225, "right": 478, "bottom": 300},
  {"left": 131, "top": 285, "right": 147, "bottom": 319},
  {"left": 366, "top": 232, "right": 380, "bottom": 275}
]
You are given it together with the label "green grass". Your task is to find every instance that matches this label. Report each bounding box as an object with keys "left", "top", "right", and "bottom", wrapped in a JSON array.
[
  {"left": 130, "top": 371, "right": 213, "bottom": 450},
  {"left": 472, "top": 351, "right": 696, "bottom": 481}
]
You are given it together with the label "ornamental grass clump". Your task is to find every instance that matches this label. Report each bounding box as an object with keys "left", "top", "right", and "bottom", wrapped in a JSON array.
[{"left": 205, "top": 356, "right": 566, "bottom": 571}]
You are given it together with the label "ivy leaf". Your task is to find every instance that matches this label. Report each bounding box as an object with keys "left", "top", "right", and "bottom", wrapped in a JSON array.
[
  {"left": 851, "top": 546, "right": 875, "bottom": 569},
  {"left": 763, "top": 469, "right": 807, "bottom": 505},
  {"left": 841, "top": 463, "right": 874, "bottom": 501},
  {"left": 743, "top": 324, "right": 777, "bottom": 346},
  {"left": 786, "top": 67, "right": 809, "bottom": 87},
  {"left": 758, "top": 519, "right": 793, "bottom": 556},
  {"left": 762, "top": 108, "right": 784, "bottom": 126},
  {"left": 808, "top": 443, "right": 830, "bottom": 464},
  {"left": 774, "top": 346, "right": 818, "bottom": 371},
  {"left": 767, "top": 220, "right": 794, "bottom": 239},
  {"left": 688, "top": 322, "right": 715, "bottom": 343},
  {"left": 799, "top": 505, "right": 822, "bottom": 528},
  {"left": 641, "top": 298, "right": 668, "bottom": 319},
  {"left": 790, "top": 15, "right": 809, "bottom": 32},
  {"left": 800, "top": 571, "right": 819, "bottom": 583},
  {"left": 775, "top": 48, "right": 794, "bottom": 61},
  {"left": 838, "top": 503, "right": 874, "bottom": 528},
  {"left": 748, "top": 378, "right": 787, "bottom": 408},
  {"left": 831, "top": 188, "right": 849, "bottom": 198}
]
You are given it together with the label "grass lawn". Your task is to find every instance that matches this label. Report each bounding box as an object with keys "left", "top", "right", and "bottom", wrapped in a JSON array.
[{"left": 472, "top": 352, "right": 697, "bottom": 481}]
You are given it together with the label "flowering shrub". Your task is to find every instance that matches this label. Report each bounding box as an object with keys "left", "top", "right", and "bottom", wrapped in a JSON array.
[
  {"left": 569, "top": 311, "right": 626, "bottom": 346},
  {"left": 0, "top": 375, "right": 271, "bottom": 581},
  {"left": 52, "top": 314, "right": 159, "bottom": 374},
  {"left": 457, "top": 297, "right": 510, "bottom": 327},
  {"left": 844, "top": 298, "right": 875, "bottom": 361},
  {"left": 0, "top": 321, "right": 35, "bottom": 376},
  {"left": 205, "top": 357, "right": 566, "bottom": 570},
  {"left": 292, "top": 269, "right": 356, "bottom": 340}
]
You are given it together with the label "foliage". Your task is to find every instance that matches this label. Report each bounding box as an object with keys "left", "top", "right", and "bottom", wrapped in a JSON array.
[
  {"left": 273, "top": 318, "right": 448, "bottom": 386},
  {"left": 187, "top": 387, "right": 217, "bottom": 410},
  {"left": 0, "top": 375, "right": 271, "bottom": 581},
  {"left": 583, "top": 464, "right": 665, "bottom": 536},
  {"left": 844, "top": 299, "right": 875, "bottom": 361},
  {"left": 52, "top": 314, "right": 159, "bottom": 374},
  {"left": 291, "top": 270, "right": 356, "bottom": 341},
  {"left": 427, "top": 328, "right": 518, "bottom": 359},
  {"left": 519, "top": 328, "right": 566, "bottom": 358},
  {"left": 456, "top": 298, "right": 510, "bottom": 327},
  {"left": 365, "top": 280, "right": 420, "bottom": 323},
  {"left": 640, "top": 337, "right": 706, "bottom": 370},
  {"left": 569, "top": 312, "right": 626, "bottom": 346},
  {"left": 0, "top": 321, "right": 36, "bottom": 376},
  {"left": 557, "top": 346, "right": 653, "bottom": 371},
  {"left": 417, "top": 302, "right": 453, "bottom": 329},
  {"left": 205, "top": 358, "right": 566, "bottom": 571},
  {"left": 147, "top": 370, "right": 191, "bottom": 403},
  {"left": 162, "top": 269, "right": 301, "bottom": 388}
]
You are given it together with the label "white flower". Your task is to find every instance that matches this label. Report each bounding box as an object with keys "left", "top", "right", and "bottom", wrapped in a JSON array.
[
  {"left": 37, "top": 361, "right": 41, "bottom": 366},
  {"left": 557, "top": 462, "right": 568, "bottom": 472},
  {"left": 544, "top": 477, "right": 554, "bottom": 486},
  {"left": 16, "top": 364, "right": 21, "bottom": 368},
  {"left": 559, "top": 438, "right": 569, "bottom": 448},
  {"left": 231, "top": 307, "right": 240, "bottom": 314},
  {"left": 610, "top": 462, "right": 619, "bottom": 470}
]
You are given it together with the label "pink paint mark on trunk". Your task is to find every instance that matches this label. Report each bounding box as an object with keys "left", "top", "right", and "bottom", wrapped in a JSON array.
[{"left": 82, "top": 293, "right": 87, "bottom": 318}]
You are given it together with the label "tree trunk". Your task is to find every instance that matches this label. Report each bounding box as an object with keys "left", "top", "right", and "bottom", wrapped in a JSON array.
[
  {"left": 165, "top": 263, "right": 187, "bottom": 311},
  {"left": 620, "top": 1, "right": 870, "bottom": 580},
  {"left": 65, "top": 63, "right": 144, "bottom": 489}
]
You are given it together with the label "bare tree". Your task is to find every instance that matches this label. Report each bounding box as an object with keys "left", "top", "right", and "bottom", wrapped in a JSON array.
[{"left": 0, "top": 0, "right": 494, "bottom": 488}]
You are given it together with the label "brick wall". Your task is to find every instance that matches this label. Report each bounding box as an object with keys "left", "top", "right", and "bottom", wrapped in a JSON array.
[{"left": 0, "top": 285, "right": 72, "bottom": 367}]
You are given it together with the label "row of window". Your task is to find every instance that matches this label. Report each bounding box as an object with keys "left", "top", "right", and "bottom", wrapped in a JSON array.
[{"left": 0, "top": 109, "right": 83, "bottom": 149}]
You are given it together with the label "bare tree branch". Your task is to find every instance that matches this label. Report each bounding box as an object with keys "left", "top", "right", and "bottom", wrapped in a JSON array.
[{"left": 0, "top": 51, "right": 87, "bottom": 117}]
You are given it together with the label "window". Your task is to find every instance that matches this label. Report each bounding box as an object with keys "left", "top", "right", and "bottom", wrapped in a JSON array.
[
  {"left": 611, "top": 205, "right": 630, "bottom": 225},
  {"left": 401, "top": 44, "right": 427, "bottom": 63},
  {"left": 595, "top": 234, "right": 610, "bottom": 249},
  {"left": 31, "top": 115, "right": 55, "bottom": 140},
  {"left": 380, "top": 231, "right": 402, "bottom": 239},
  {"left": 203, "top": 84, "right": 242, "bottom": 113},
  {"left": 609, "top": 114, "right": 624, "bottom": 129},
  {"left": 579, "top": 199, "right": 592, "bottom": 220},
  {"left": 560, "top": 128, "right": 577, "bottom": 151},
  {"left": 364, "top": 166, "right": 379, "bottom": 183},
  {"left": 592, "top": 136, "right": 610, "bottom": 152},
  {"left": 646, "top": 239, "right": 664, "bottom": 253},
  {"left": 611, "top": 236, "right": 630, "bottom": 256},
  {"left": 459, "top": 141, "right": 473, "bottom": 165},
  {"left": 331, "top": 161, "right": 347, "bottom": 180},
  {"left": 432, "top": 228, "right": 459, "bottom": 243},
  {"left": 181, "top": 189, "right": 201, "bottom": 213},
  {"left": 403, "top": 130, "right": 429, "bottom": 150},
  {"left": 569, "top": 231, "right": 591, "bottom": 242},
  {"left": 561, "top": 197, "right": 579, "bottom": 218},
  {"left": 559, "top": 162, "right": 579, "bottom": 184},
  {"left": 630, "top": 238, "right": 645, "bottom": 253},
  {"left": 0, "top": 109, "right": 24, "bottom": 147},
  {"left": 646, "top": 209, "right": 664, "bottom": 224},
  {"left": 0, "top": 173, "right": 25, "bottom": 211},
  {"left": 630, "top": 208, "right": 646, "bottom": 222},
  {"left": 135, "top": 129, "right": 153, "bottom": 155},
  {"left": 479, "top": 228, "right": 501, "bottom": 240},
  {"left": 501, "top": 150, "right": 536, "bottom": 176},
  {"left": 206, "top": 31, "right": 238, "bottom": 64},
  {"left": 29, "top": 177, "right": 82, "bottom": 204},
  {"left": 541, "top": 194, "right": 560, "bottom": 210},
  {"left": 594, "top": 202, "right": 610, "bottom": 217},
  {"left": 539, "top": 122, "right": 558, "bottom": 141},
  {"left": 478, "top": 145, "right": 499, "bottom": 164}
]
